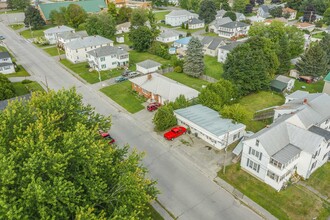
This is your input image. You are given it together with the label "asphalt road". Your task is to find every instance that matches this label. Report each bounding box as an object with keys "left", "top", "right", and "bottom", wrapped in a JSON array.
[{"left": 0, "top": 22, "right": 261, "bottom": 220}]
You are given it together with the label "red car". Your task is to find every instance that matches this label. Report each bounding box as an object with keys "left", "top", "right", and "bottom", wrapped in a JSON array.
[
  {"left": 164, "top": 126, "right": 187, "bottom": 140},
  {"left": 99, "top": 130, "right": 115, "bottom": 144},
  {"left": 147, "top": 102, "right": 161, "bottom": 112}
]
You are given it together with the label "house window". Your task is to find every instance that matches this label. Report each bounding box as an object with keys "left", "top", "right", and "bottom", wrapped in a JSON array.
[
  {"left": 4, "top": 66, "right": 10, "bottom": 70},
  {"left": 322, "top": 152, "right": 329, "bottom": 160},
  {"left": 311, "top": 161, "right": 317, "bottom": 170},
  {"left": 249, "top": 147, "right": 263, "bottom": 160},
  {"left": 256, "top": 140, "right": 259, "bottom": 147},
  {"left": 100, "top": 57, "right": 105, "bottom": 62},
  {"left": 267, "top": 170, "right": 279, "bottom": 182},
  {"left": 112, "top": 62, "right": 117, "bottom": 65},
  {"left": 3, "top": 58, "right": 8, "bottom": 61},
  {"left": 246, "top": 158, "right": 260, "bottom": 173},
  {"left": 101, "top": 64, "right": 106, "bottom": 69},
  {"left": 270, "top": 158, "right": 283, "bottom": 169},
  {"left": 76, "top": 50, "right": 78, "bottom": 53}
]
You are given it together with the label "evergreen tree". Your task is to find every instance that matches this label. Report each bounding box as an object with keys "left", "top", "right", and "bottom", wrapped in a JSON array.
[
  {"left": 0, "top": 74, "right": 15, "bottom": 101},
  {"left": 277, "top": 36, "right": 291, "bottom": 74},
  {"left": 232, "top": 0, "right": 248, "bottom": 13},
  {"left": 85, "top": 13, "right": 116, "bottom": 39},
  {"left": 303, "top": 4, "right": 316, "bottom": 22},
  {"left": 199, "top": 0, "right": 217, "bottom": 24},
  {"left": 296, "top": 43, "right": 328, "bottom": 77},
  {"left": 319, "top": 33, "right": 330, "bottom": 68},
  {"left": 6, "top": 0, "right": 29, "bottom": 10},
  {"left": 24, "top": 6, "right": 45, "bottom": 30},
  {"left": 65, "top": 4, "right": 87, "bottom": 28},
  {"left": 183, "top": 37, "right": 204, "bottom": 78}
]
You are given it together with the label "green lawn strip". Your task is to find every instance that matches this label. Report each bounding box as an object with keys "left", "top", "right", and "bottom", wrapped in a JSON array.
[
  {"left": 164, "top": 72, "right": 209, "bottom": 92},
  {"left": 202, "top": 32, "right": 219, "bottom": 37},
  {"left": 43, "top": 47, "right": 65, "bottom": 56},
  {"left": 305, "top": 163, "right": 330, "bottom": 198},
  {"left": 25, "top": 81, "right": 45, "bottom": 92},
  {"left": 9, "top": 23, "right": 24, "bottom": 30},
  {"left": 218, "top": 164, "right": 329, "bottom": 220},
  {"left": 0, "top": 9, "right": 24, "bottom": 14},
  {"left": 60, "top": 59, "right": 122, "bottom": 84},
  {"left": 100, "top": 81, "right": 145, "bottom": 113},
  {"left": 293, "top": 80, "right": 324, "bottom": 93},
  {"left": 19, "top": 25, "right": 55, "bottom": 39},
  {"left": 0, "top": 46, "right": 8, "bottom": 52},
  {"left": 12, "top": 81, "right": 45, "bottom": 96},
  {"left": 175, "top": 27, "right": 204, "bottom": 33},
  {"left": 204, "top": 55, "right": 223, "bottom": 80},
  {"left": 129, "top": 51, "right": 171, "bottom": 67},
  {"left": 146, "top": 203, "right": 164, "bottom": 220},
  {"left": 5, "top": 65, "right": 30, "bottom": 77},
  {"left": 238, "top": 91, "right": 285, "bottom": 132},
  {"left": 154, "top": 11, "right": 170, "bottom": 21},
  {"left": 312, "top": 32, "right": 326, "bottom": 39}
]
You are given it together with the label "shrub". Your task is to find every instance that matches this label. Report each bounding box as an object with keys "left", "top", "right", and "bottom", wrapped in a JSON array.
[
  {"left": 174, "top": 66, "right": 182, "bottom": 73},
  {"left": 21, "top": 79, "right": 32, "bottom": 84}
]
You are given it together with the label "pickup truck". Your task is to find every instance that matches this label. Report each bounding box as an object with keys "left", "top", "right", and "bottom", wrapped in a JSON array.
[{"left": 164, "top": 126, "right": 187, "bottom": 141}]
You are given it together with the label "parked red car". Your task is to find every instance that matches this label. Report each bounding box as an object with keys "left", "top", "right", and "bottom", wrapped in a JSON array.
[
  {"left": 164, "top": 126, "right": 187, "bottom": 140},
  {"left": 147, "top": 102, "right": 161, "bottom": 112},
  {"left": 99, "top": 130, "right": 115, "bottom": 144}
]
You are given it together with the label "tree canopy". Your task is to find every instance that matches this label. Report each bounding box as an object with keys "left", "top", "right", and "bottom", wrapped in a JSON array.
[
  {"left": 0, "top": 89, "right": 157, "bottom": 219},
  {"left": 269, "top": 6, "right": 283, "bottom": 17},
  {"left": 0, "top": 74, "right": 15, "bottom": 101},
  {"left": 85, "top": 13, "right": 116, "bottom": 39},
  {"left": 49, "top": 7, "right": 67, "bottom": 26},
  {"left": 319, "top": 33, "right": 330, "bottom": 69},
  {"left": 183, "top": 37, "right": 204, "bottom": 77},
  {"left": 220, "top": 104, "right": 252, "bottom": 124},
  {"left": 129, "top": 26, "right": 154, "bottom": 52},
  {"left": 223, "top": 11, "right": 237, "bottom": 21},
  {"left": 65, "top": 4, "right": 87, "bottom": 28},
  {"left": 232, "top": 0, "right": 249, "bottom": 13},
  {"left": 24, "top": 6, "right": 45, "bottom": 30},
  {"left": 199, "top": 0, "right": 217, "bottom": 24},
  {"left": 6, "top": 0, "right": 29, "bottom": 10}
]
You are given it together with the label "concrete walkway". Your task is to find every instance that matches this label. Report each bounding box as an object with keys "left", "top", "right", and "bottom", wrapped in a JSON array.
[
  {"left": 8, "top": 76, "right": 35, "bottom": 82},
  {"left": 297, "top": 181, "right": 330, "bottom": 203}
]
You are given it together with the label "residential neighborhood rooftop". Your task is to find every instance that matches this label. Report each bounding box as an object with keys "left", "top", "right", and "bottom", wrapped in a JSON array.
[
  {"left": 174, "top": 37, "right": 192, "bottom": 45},
  {"left": 184, "top": 17, "right": 204, "bottom": 25},
  {"left": 158, "top": 29, "right": 180, "bottom": 39},
  {"left": 57, "top": 31, "right": 88, "bottom": 40},
  {"left": 0, "top": 51, "right": 10, "bottom": 59},
  {"left": 136, "top": 59, "right": 161, "bottom": 69},
  {"left": 44, "top": 25, "right": 74, "bottom": 34},
  {"left": 174, "top": 104, "right": 246, "bottom": 137},
  {"left": 166, "top": 9, "right": 197, "bottom": 17},
  {"left": 219, "top": 41, "right": 243, "bottom": 51},
  {"left": 220, "top": 21, "right": 249, "bottom": 28},
  {"left": 87, "top": 46, "right": 128, "bottom": 57},
  {"left": 64, "top": 35, "right": 113, "bottom": 50}
]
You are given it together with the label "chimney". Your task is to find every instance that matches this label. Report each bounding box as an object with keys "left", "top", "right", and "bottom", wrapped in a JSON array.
[
  {"left": 147, "top": 74, "right": 152, "bottom": 80},
  {"left": 303, "top": 98, "right": 308, "bottom": 104}
]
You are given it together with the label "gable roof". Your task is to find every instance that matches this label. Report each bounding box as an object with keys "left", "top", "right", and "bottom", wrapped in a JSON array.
[
  {"left": 57, "top": 30, "right": 88, "bottom": 41},
  {"left": 285, "top": 90, "right": 310, "bottom": 100},
  {"left": 207, "top": 37, "right": 224, "bottom": 50},
  {"left": 64, "top": 35, "right": 113, "bottom": 50},
  {"left": 216, "top": 9, "right": 226, "bottom": 18},
  {"left": 136, "top": 59, "right": 161, "bottom": 69},
  {"left": 219, "top": 21, "right": 249, "bottom": 28},
  {"left": 184, "top": 17, "right": 204, "bottom": 25},
  {"left": 219, "top": 41, "right": 244, "bottom": 52},
  {"left": 87, "top": 46, "right": 128, "bottom": 57},
  {"left": 210, "top": 17, "right": 232, "bottom": 28},
  {"left": 174, "top": 104, "right": 245, "bottom": 137},
  {"left": 201, "top": 36, "right": 213, "bottom": 45},
  {"left": 39, "top": 0, "right": 106, "bottom": 20},
  {"left": 174, "top": 37, "right": 192, "bottom": 45},
  {"left": 166, "top": 9, "right": 197, "bottom": 17},
  {"left": 158, "top": 29, "right": 180, "bottom": 39},
  {"left": 44, "top": 25, "right": 74, "bottom": 34},
  {"left": 129, "top": 73, "right": 199, "bottom": 102},
  {"left": 308, "top": 125, "right": 330, "bottom": 141},
  {"left": 276, "top": 75, "right": 293, "bottom": 84},
  {"left": 0, "top": 51, "right": 10, "bottom": 59},
  {"left": 270, "top": 79, "right": 287, "bottom": 92}
]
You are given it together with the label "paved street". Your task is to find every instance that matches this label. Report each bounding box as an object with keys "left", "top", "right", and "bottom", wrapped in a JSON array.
[{"left": 1, "top": 22, "right": 261, "bottom": 220}]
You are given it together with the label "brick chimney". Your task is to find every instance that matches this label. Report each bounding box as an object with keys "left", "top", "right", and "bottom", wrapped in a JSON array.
[
  {"left": 303, "top": 98, "right": 308, "bottom": 104},
  {"left": 147, "top": 74, "right": 152, "bottom": 80}
]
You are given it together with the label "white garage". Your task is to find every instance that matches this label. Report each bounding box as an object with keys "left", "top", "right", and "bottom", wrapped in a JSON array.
[{"left": 136, "top": 59, "right": 161, "bottom": 74}]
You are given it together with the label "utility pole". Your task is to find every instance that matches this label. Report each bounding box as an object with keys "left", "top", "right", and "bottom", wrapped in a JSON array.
[{"left": 222, "top": 130, "right": 230, "bottom": 175}]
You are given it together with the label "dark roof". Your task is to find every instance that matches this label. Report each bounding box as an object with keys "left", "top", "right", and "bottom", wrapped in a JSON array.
[
  {"left": 220, "top": 21, "right": 249, "bottom": 28},
  {"left": 87, "top": 46, "right": 128, "bottom": 57},
  {"left": 0, "top": 94, "right": 31, "bottom": 111},
  {"left": 207, "top": 38, "right": 224, "bottom": 50},
  {"left": 201, "top": 36, "right": 213, "bottom": 45},
  {"left": 184, "top": 18, "right": 204, "bottom": 25},
  {"left": 270, "top": 79, "right": 287, "bottom": 92},
  {"left": 0, "top": 51, "right": 10, "bottom": 59},
  {"left": 0, "top": 62, "right": 13, "bottom": 67},
  {"left": 219, "top": 41, "right": 243, "bottom": 51},
  {"left": 308, "top": 126, "right": 330, "bottom": 141}
]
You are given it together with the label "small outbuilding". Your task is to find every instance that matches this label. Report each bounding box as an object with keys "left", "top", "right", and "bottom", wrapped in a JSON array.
[
  {"left": 323, "top": 72, "right": 330, "bottom": 95},
  {"left": 270, "top": 75, "right": 295, "bottom": 93},
  {"left": 174, "top": 104, "right": 246, "bottom": 150},
  {"left": 136, "top": 59, "right": 161, "bottom": 74}
]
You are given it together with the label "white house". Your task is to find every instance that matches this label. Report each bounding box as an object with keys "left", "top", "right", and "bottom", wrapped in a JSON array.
[
  {"left": 183, "top": 18, "right": 205, "bottom": 29},
  {"left": 294, "top": 22, "right": 316, "bottom": 32},
  {"left": 217, "top": 21, "right": 250, "bottom": 39},
  {"left": 44, "top": 25, "right": 75, "bottom": 44},
  {"left": 241, "top": 92, "right": 330, "bottom": 191},
  {"left": 136, "top": 59, "right": 161, "bottom": 74},
  {"left": 57, "top": 31, "right": 88, "bottom": 49},
  {"left": 248, "top": 15, "right": 266, "bottom": 24},
  {"left": 0, "top": 52, "right": 15, "bottom": 74},
  {"left": 270, "top": 75, "right": 295, "bottom": 93},
  {"left": 165, "top": 10, "right": 198, "bottom": 27},
  {"left": 87, "top": 46, "right": 129, "bottom": 71},
  {"left": 174, "top": 104, "right": 246, "bottom": 150},
  {"left": 209, "top": 17, "right": 232, "bottom": 34},
  {"left": 235, "top": 12, "right": 246, "bottom": 21},
  {"left": 156, "top": 29, "right": 180, "bottom": 43},
  {"left": 282, "top": 7, "right": 297, "bottom": 20},
  {"left": 217, "top": 41, "right": 244, "bottom": 63},
  {"left": 201, "top": 36, "right": 225, "bottom": 57},
  {"left": 116, "top": 22, "right": 131, "bottom": 35},
  {"left": 129, "top": 73, "right": 199, "bottom": 104},
  {"left": 64, "top": 35, "right": 113, "bottom": 63},
  {"left": 215, "top": 10, "right": 245, "bottom": 21}
]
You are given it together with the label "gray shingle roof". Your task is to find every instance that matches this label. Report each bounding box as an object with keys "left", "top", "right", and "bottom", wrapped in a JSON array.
[
  {"left": 201, "top": 36, "right": 213, "bottom": 45},
  {"left": 166, "top": 9, "right": 198, "bottom": 17},
  {"left": 87, "top": 46, "right": 128, "bottom": 57},
  {"left": 210, "top": 17, "right": 232, "bottom": 28},
  {"left": 158, "top": 29, "right": 180, "bottom": 39},
  {"left": 57, "top": 31, "right": 88, "bottom": 41},
  {"left": 272, "top": 144, "right": 301, "bottom": 164},
  {"left": 136, "top": 59, "right": 161, "bottom": 69},
  {"left": 219, "top": 41, "right": 244, "bottom": 51},
  {"left": 0, "top": 94, "right": 31, "bottom": 111},
  {"left": 64, "top": 35, "right": 113, "bottom": 50},
  {"left": 184, "top": 18, "right": 204, "bottom": 25},
  {"left": 216, "top": 9, "right": 226, "bottom": 18},
  {"left": 207, "top": 37, "right": 224, "bottom": 50},
  {"left": 308, "top": 126, "right": 330, "bottom": 141},
  {"left": 220, "top": 21, "right": 249, "bottom": 28},
  {"left": 0, "top": 51, "right": 10, "bottom": 59},
  {"left": 285, "top": 90, "right": 309, "bottom": 100},
  {"left": 174, "top": 104, "right": 246, "bottom": 137},
  {"left": 44, "top": 25, "right": 74, "bottom": 34}
]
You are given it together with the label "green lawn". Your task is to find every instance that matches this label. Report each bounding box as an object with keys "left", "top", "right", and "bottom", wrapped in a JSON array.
[
  {"left": 147, "top": 203, "right": 164, "bottom": 220},
  {"left": 12, "top": 81, "right": 44, "bottom": 96},
  {"left": 218, "top": 164, "right": 330, "bottom": 220},
  {"left": 202, "top": 32, "right": 219, "bottom": 37},
  {"left": 305, "top": 163, "right": 330, "bottom": 198},
  {"left": 5, "top": 65, "right": 30, "bottom": 77},
  {"left": 312, "top": 32, "right": 326, "bottom": 39},
  {"left": 0, "top": 46, "right": 8, "bottom": 52},
  {"left": 20, "top": 25, "right": 54, "bottom": 39},
  {"left": 175, "top": 27, "right": 205, "bottom": 33},
  {"left": 0, "top": 9, "right": 24, "bottom": 14},
  {"left": 293, "top": 80, "right": 324, "bottom": 93},
  {"left": 43, "top": 47, "right": 65, "bottom": 56},
  {"left": 9, "top": 23, "right": 24, "bottom": 30},
  {"left": 60, "top": 59, "right": 122, "bottom": 84},
  {"left": 129, "top": 51, "right": 171, "bottom": 67},
  {"left": 238, "top": 91, "right": 285, "bottom": 132},
  {"left": 204, "top": 55, "right": 223, "bottom": 80},
  {"left": 154, "top": 11, "right": 170, "bottom": 21},
  {"left": 100, "top": 81, "right": 145, "bottom": 113},
  {"left": 164, "top": 72, "right": 209, "bottom": 91}
]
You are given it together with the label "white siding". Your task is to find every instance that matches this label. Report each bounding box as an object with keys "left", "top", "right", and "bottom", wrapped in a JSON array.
[
  {"left": 136, "top": 65, "right": 160, "bottom": 74},
  {"left": 65, "top": 43, "right": 113, "bottom": 63}
]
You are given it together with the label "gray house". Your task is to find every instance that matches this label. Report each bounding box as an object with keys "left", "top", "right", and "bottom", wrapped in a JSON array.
[
  {"left": 217, "top": 21, "right": 250, "bottom": 39},
  {"left": 217, "top": 41, "right": 244, "bottom": 63},
  {"left": 201, "top": 36, "right": 226, "bottom": 57}
]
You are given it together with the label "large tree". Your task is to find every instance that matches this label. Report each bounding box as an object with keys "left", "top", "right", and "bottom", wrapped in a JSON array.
[
  {"left": 232, "top": 0, "right": 248, "bottom": 13},
  {"left": 65, "top": 4, "right": 87, "bottom": 28},
  {"left": 296, "top": 43, "right": 328, "bottom": 77},
  {"left": 6, "top": 0, "right": 29, "bottom": 10},
  {"left": 269, "top": 6, "right": 283, "bottom": 18},
  {"left": 85, "top": 13, "right": 116, "bottom": 39},
  {"left": 49, "top": 7, "right": 67, "bottom": 26},
  {"left": 223, "top": 11, "right": 237, "bottom": 21},
  {"left": 130, "top": 8, "right": 149, "bottom": 27},
  {"left": 198, "top": 79, "right": 237, "bottom": 111},
  {"left": 319, "top": 33, "right": 330, "bottom": 68},
  {"left": 277, "top": 36, "right": 291, "bottom": 75},
  {"left": 129, "top": 26, "right": 154, "bottom": 51},
  {"left": 117, "top": 6, "right": 132, "bottom": 24},
  {"left": 223, "top": 37, "right": 278, "bottom": 95},
  {"left": 199, "top": 0, "right": 217, "bottom": 24},
  {"left": 220, "top": 104, "right": 252, "bottom": 124},
  {"left": 0, "top": 74, "right": 15, "bottom": 101},
  {"left": 24, "top": 6, "right": 45, "bottom": 30},
  {"left": 302, "top": 4, "right": 316, "bottom": 22},
  {"left": 183, "top": 37, "right": 204, "bottom": 78},
  {"left": 323, "top": 7, "right": 330, "bottom": 24},
  {"left": 0, "top": 89, "right": 158, "bottom": 219}
]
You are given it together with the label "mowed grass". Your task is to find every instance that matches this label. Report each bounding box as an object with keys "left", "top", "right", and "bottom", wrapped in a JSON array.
[
  {"left": 20, "top": 25, "right": 54, "bottom": 39},
  {"left": 305, "top": 163, "right": 330, "bottom": 198},
  {"left": 129, "top": 50, "right": 171, "bottom": 67},
  {"left": 204, "top": 55, "right": 223, "bottom": 80},
  {"left": 5, "top": 65, "right": 30, "bottom": 77},
  {"left": 147, "top": 203, "right": 164, "bottom": 220},
  {"left": 100, "top": 81, "right": 145, "bottom": 113},
  {"left": 293, "top": 80, "right": 324, "bottom": 93},
  {"left": 154, "top": 11, "right": 170, "bottom": 21},
  {"left": 12, "top": 81, "right": 44, "bottom": 96},
  {"left": 218, "top": 164, "right": 330, "bottom": 220},
  {"left": 238, "top": 91, "right": 285, "bottom": 132},
  {"left": 60, "top": 59, "right": 122, "bottom": 84},
  {"left": 164, "top": 72, "right": 209, "bottom": 91},
  {"left": 43, "top": 47, "right": 65, "bottom": 56},
  {"left": 9, "top": 23, "right": 24, "bottom": 30}
]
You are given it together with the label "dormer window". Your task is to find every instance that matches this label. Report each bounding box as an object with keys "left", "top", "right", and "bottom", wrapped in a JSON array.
[{"left": 256, "top": 140, "right": 259, "bottom": 147}]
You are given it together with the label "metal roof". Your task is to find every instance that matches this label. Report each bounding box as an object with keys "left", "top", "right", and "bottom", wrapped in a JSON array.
[
  {"left": 174, "top": 104, "right": 246, "bottom": 137},
  {"left": 136, "top": 59, "right": 161, "bottom": 69},
  {"left": 325, "top": 72, "right": 330, "bottom": 82},
  {"left": 44, "top": 25, "right": 74, "bottom": 34},
  {"left": 272, "top": 144, "right": 301, "bottom": 164},
  {"left": 166, "top": 9, "right": 198, "bottom": 17},
  {"left": 64, "top": 35, "right": 113, "bottom": 50},
  {"left": 309, "top": 126, "right": 330, "bottom": 141},
  {"left": 87, "top": 46, "right": 128, "bottom": 57},
  {"left": 39, "top": 0, "right": 106, "bottom": 20},
  {"left": 0, "top": 51, "right": 10, "bottom": 59},
  {"left": 57, "top": 31, "right": 88, "bottom": 41}
]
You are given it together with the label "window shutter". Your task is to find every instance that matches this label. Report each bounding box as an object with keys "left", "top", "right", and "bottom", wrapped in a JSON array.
[
  {"left": 259, "top": 153, "right": 263, "bottom": 160},
  {"left": 249, "top": 147, "right": 251, "bottom": 154},
  {"left": 247, "top": 158, "right": 249, "bottom": 167},
  {"left": 257, "top": 164, "right": 260, "bottom": 173}
]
